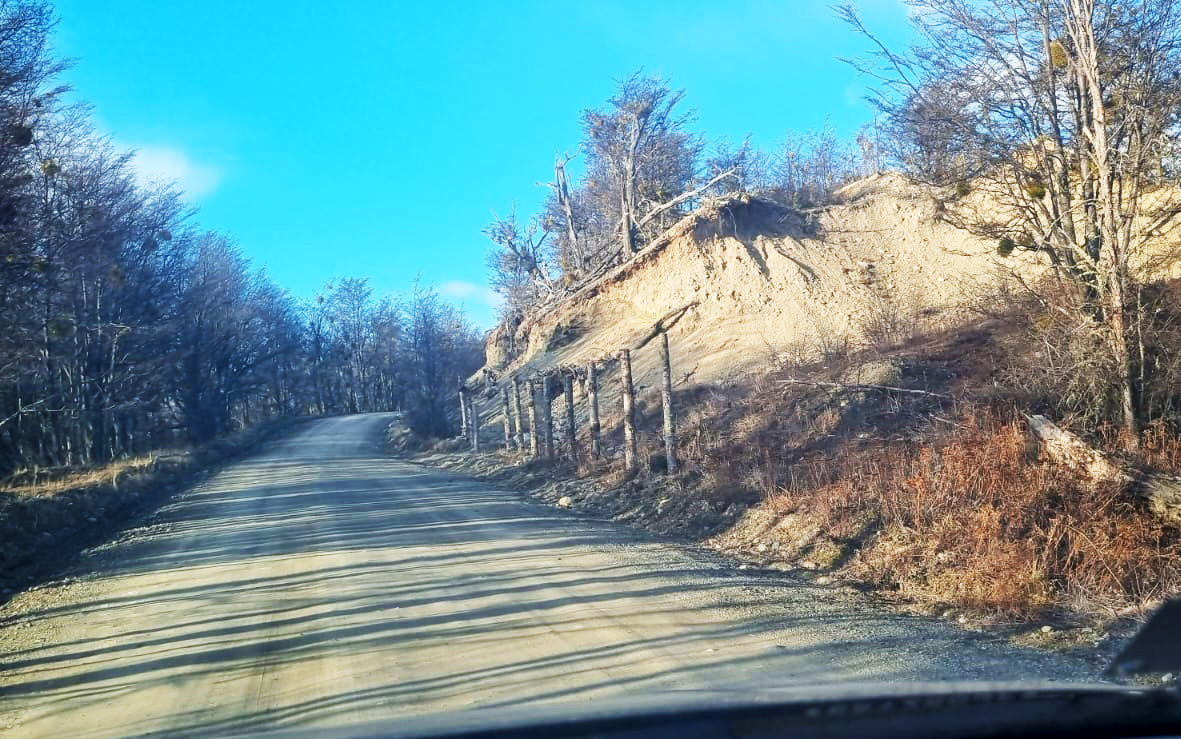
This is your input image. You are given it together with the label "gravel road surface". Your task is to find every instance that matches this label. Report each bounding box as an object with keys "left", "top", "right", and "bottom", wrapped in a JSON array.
[{"left": 0, "top": 414, "right": 1099, "bottom": 737}]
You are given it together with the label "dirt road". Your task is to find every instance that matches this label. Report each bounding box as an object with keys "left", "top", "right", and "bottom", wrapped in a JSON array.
[{"left": 0, "top": 414, "right": 1099, "bottom": 736}]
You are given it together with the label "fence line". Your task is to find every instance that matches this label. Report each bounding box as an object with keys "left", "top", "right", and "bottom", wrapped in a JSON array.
[{"left": 458, "top": 304, "right": 696, "bottom": 476}]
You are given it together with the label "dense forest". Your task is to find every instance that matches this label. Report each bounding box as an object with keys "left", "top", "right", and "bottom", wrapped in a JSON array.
[{"left": 0, "top": 2, "right": 483, "bottom": 476}]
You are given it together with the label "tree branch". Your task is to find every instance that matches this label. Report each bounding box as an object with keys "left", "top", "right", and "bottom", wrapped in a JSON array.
[
  {"left": 778, "top": 378, "right": 951, "bottom": 399},
  {"left": 635, "top": 168, "right": 737, "bottom": 230},
  {"left": 633, "top": 301, "right": 699, "bottom": 351}
]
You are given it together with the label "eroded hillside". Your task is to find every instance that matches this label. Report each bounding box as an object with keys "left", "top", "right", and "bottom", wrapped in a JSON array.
[
  {"left": 420, "top": 173, "right": 1181, "bottom": 622},
  {"left": 477, "top": 173, "right": 1040, "bottom": 396}
]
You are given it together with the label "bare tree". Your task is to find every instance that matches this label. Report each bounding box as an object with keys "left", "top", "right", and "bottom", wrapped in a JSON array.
[
  {"left": 401, "top": 281, "right": 484, "bottom": 438},
  {"left": 581, "top": 72, "right": 703, "bottom": 256},
  {"left": 484, "top": 207, "right": 553, "bottom": 318},
  {"left": 769, "top": 124, "right": 860, "bottom": 208},
  {"left": 704, "top": 135, "right": 762, "bottom": 195},
  {"left": 543, "top": 151, "right": 594, "bottom": 283},
  {"left": 840, "top": 0, "right": 1181, "bottom": 441},
  {"left": 321, "top": 277, "right": 375, "bottom": 414}
]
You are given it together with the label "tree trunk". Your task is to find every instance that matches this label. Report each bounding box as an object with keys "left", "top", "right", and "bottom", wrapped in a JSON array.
[
  {"left": 588, "top": 361, "right": 601, "bottom": 458},
  {"left": 555, "top": 155, "right": 583, "bottom": 272},
  {"left": 501, "top": 388, "right": 513, "bottom": 450},
  {"left": 1110, "top": 279, "right": 1139, "bottom": 447},
  {"left": 621, "top": 113, "right": 642, "bottom": 253},
  {"left": 1025, "top": 414, "right": 1127, "bottom": 483},
  {"left": 621, "top": 191, "right": 635, "bottom": 254},
  {"left": 512, "top": 376, "right": 526, "bottom": 451},
  {"left": 528, "top": 379, "right": 541, "bottom": 458},
  {"left": 659, "top": 331, "right": 677, "bottom": 474},
  {"left": 1066, "top": 0, "right": 1140, "bottom": 446},
  {"left": 1025, "top": 413, "right": 1181, "bottom": 522},
  {"left": 542, "top": 380, "right": 555, "bottom": 460},
  {"left": 620, "top": 349, "right": 638, "bottom": 474},
  {"left": 563, "top": 372, "right": 577, "bottom": 461}
]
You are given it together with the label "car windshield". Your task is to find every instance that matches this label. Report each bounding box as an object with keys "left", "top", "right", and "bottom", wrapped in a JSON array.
[{"left": 1, "top": 1, "right": 1180, "bottom": 737}]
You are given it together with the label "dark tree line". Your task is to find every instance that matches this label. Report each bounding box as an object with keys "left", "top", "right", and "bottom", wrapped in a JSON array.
[{"left": 0, "top": 1, "right": 482, "bottom": 475}]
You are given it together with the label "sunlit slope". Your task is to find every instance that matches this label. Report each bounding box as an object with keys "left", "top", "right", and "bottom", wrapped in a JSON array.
[{"left": 478, "top": 174, "right": 1043, "bottom": 401}]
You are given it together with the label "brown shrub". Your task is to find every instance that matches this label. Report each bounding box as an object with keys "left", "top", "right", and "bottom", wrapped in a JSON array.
[
  {"left": 782, "top": 412, "right": 1181, "bottom": 615},
  {"left": 1141, "top": 421, "right": 1181, "bottom": 474},
  {"left": 998, "top": 278, "right": 1181, "bottom": 433}
]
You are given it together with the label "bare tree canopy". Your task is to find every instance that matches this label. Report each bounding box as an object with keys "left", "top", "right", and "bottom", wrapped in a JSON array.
[
  {"left": 0, "top": 1, "right": 484, "bottom": 473},
  {"left": 840, "top": 0, "right": 1181, "bottom": 439},
  {"left": 483, "top": 69, "right": 876, "bottom": 336},
  {"left": 580, "top": 72, "right": 703, "bottom": 255},
  {"left": 484, "top": 207, "right": 553, "bottom": 317}
]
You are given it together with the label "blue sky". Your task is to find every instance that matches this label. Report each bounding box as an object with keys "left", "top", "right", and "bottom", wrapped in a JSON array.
[{"left": 51, "top": 0, "right": 913, "bottom": 329}]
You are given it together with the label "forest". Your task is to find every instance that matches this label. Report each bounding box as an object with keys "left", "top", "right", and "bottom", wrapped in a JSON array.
[{"left": 0, "top": 2, "right": 483, "bottom": 477}]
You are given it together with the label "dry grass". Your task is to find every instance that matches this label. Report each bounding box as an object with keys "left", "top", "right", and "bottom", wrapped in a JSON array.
[
  {"left": 453, "top": 309, "right": 1181, "bottom": 620},
  {"left": 1141, "top": 421, "right": 1181, "bottom": 473},
  {"left": 0, "top": 417, "right": 305, "bottom": 595},
  {"left": 668, "top": 322, "right": 1181, "bottom": 618},
  {"left": 781, "top": 412, "right": 1181, "bottom": 616},
  {"left": 2, "top": 452, "right": 188, "bottom": 498}
]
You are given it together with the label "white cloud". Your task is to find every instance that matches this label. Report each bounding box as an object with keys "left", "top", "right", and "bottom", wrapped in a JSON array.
[
  {"left": 440, "top": 280, "right": 500, "bottom": 308},
  {"left": 127, "top": 144, "right": 222, "bottom": 199}
]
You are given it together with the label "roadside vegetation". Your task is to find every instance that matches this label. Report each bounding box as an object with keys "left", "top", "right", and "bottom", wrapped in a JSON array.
[
  {"left": 429, "top": 0, "right": 1181, "bottom": 625},
  {"left": 677, "top": 323, "right": 1181, "bottom": 620},
  {"left": 408, "top": 315, "right": 1181, "bottom": 623},
  {"left": 0, "top": 416, "right": 304, "bottom": 600}
]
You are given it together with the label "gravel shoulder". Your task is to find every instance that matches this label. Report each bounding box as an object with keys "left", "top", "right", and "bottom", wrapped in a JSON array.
[{"left": 0, "top": 414, "right": 1108, "bottom": 737}]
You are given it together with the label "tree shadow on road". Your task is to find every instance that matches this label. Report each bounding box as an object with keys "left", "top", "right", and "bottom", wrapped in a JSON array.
[{"left": 0, "top": 415, "right": 1101, "bottom": 736}]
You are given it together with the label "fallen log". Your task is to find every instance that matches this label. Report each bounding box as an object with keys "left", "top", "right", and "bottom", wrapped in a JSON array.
[
  {"left": 1024, "top": 414, "right": 1129, "bottom": 484},
  {"left": 778, "top": 378, "right": 950, "bottom": 399},
  {"left": 1025, "top": 414, "right": 1181, "bottom": 525}
]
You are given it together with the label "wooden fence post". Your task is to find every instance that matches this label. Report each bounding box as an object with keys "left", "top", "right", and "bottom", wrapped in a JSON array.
[
  {"left": 458, "top": 384, "right": 469, "bottom": 440},
  {"left": 512, "top": 376, "right": 525, "bottom": 450},
  {"left": 587, "top": 361, "right": 601, "bottom": 458},
  {"left": 465, "top": 391, "right": 474, "bottom": 448},
  {"left": 542, "top": 377, "right": 555, "bottom": 459},
  {"left": 528, "top": 378, "right": 540, "bottom": 458},
  {"left": 620, "top": 349, "right": 638, "bottom": 474},
  {"left": 659, "top": 330, "right": 677, "bottom": 474},
  {"left": 501, "top": 388, "right": 513, "bottom": 449},
  {"left": 563, "top": 371, "right": 577, "bottom": 461}
]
